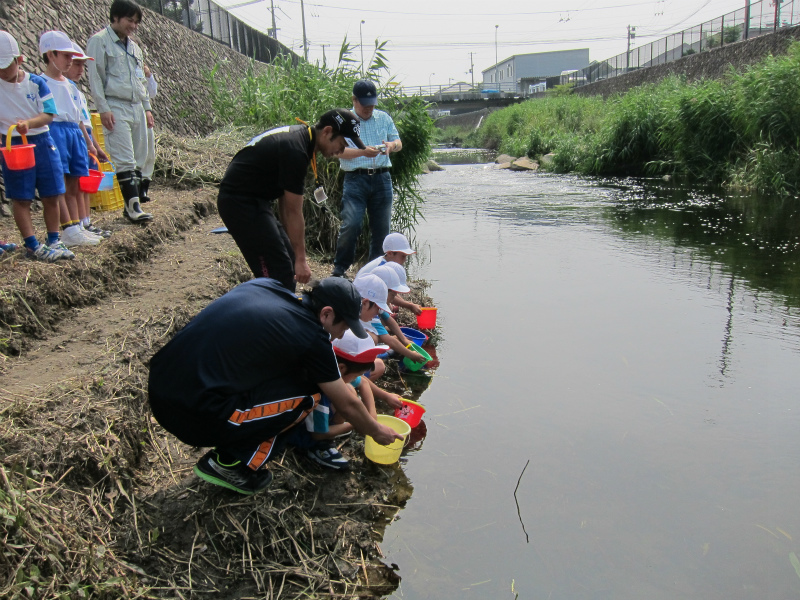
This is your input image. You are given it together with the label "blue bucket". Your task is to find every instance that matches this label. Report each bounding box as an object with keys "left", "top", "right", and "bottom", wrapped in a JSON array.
[
  {"left": 97, "top": 161, "right": 116, "bottom": 192},
  {"left": 400, "top": 327, "right": 428, "bottom": 345},
  {"left": 97, "top": 171, "right": 115, "bottom": 191}
]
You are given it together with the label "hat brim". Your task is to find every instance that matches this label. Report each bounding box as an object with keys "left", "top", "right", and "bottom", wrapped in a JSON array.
[
  {"left": 344, "top": 136, "right": 366, "bottom": 150},
  {"left": 391, "top": 283, "right": 411, "bottom": 293},
  {"left": 374, "top": 299, "right": 391, "bottom": 312},
  {"left": 334, "top": 345, "right": 390, "bottom": 363},
  {"left": 356, "top": 96, "right": 378, "bottom": 106},
  {"left": 345, "top": 316, "right": 369, "bottom": 339},
  {"left": 73, "top": 54, "right": 95, "bottom": 61}
]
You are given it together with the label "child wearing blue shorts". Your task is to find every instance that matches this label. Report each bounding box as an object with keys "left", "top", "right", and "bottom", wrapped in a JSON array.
[
  {"left": 65, "top": 42, "right": 111, "bottom": 239},
  {"left": 40, "top": 31, "right": 104, "bottom": 249},
  {"left": 0, "top": 30, "right": 71, "bottom": 262}
]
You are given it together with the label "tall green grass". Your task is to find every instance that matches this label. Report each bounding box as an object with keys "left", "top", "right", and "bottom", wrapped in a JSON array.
[
  {"left": 205, "top": 40, "right": 435, "bottom": 257},
  {"left": 473, "top": 42, "right": 800, "bottom": 197}
]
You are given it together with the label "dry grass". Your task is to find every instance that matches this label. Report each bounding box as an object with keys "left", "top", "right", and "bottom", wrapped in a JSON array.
[{"left": 0, "top": 169, "right": 437, "bottom": 598}]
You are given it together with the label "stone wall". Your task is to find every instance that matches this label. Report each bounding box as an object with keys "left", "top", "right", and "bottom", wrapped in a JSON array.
[
  {"left": 574, "top": 24, "right": 800, "bottom": 98},
  {"left": 0, "top": 0, "right": 269, "bottom": 135}
]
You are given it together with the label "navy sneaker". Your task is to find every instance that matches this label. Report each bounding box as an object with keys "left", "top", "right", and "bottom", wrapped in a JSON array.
[
  {"left": 307, "top": 446, "right": 350, "bottom": 471},
  {"left": 194, "top": 449, "right": 273, "bottom": 495}
]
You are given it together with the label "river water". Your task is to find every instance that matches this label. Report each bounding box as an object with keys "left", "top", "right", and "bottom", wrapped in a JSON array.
[{"left": 381, "top": 161, "right": 800, "bottom": 599}]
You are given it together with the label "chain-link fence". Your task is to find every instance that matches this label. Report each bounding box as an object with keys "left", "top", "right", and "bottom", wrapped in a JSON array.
[
  {"left": 138, "top": 0, "right": 294, "bottom": 64},
  {"left": 564, "top": 0, "right": 799, "bottom": 85}
]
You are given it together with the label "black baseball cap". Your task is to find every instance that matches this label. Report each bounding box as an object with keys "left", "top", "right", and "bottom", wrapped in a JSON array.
[
  {"left": 312, "top": 277, "right": 368, "bottom": 338},
  {"left": 353, "top": 79, "right": 378, "bottom": 106},
  {"left": 317, "top": 108, "right": 366, "bottom": 150}
]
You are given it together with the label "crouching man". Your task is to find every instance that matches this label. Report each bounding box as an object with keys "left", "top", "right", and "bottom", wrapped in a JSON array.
[{"left": 147, "top": 277, "right": 402, "bottom": 495}]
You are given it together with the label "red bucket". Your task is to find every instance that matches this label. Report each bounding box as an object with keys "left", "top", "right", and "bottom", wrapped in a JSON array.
[
  {"left": 79, "top": 170, "right": 104, "bottom": 193},
  {"left": 416, "top": 307, "right": 438, "bottom": 330},
  {"left": 394, "top": 398, "right": 426, "bottom": 428},
  {"left": 80, "top": 153, "right": 104, "bottom": 193},
  {"left": 1, "top": 125, "right": 36, "bottom": 171}
]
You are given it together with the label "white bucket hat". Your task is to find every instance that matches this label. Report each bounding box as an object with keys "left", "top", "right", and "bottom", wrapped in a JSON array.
[
  {"left": 382, "top": 232, "right": 415, "bottom": 254},
  {"left": 371, "top": 264, "right": 406, "bottom": 294},
  {"left": 333, "top": 330, "right": 389, "bottom": 363},
  {"left": 0, "top": 31, "right": 21, "bottom": 68},
  {"left": 353, "top": 273, "right": 391, "bottom": 312},
  {"left": 382, "top": 261, "right": 410, "bottom": 293},
  {"left": 39, "top": 31, "right": 75, "bottom": 56}
]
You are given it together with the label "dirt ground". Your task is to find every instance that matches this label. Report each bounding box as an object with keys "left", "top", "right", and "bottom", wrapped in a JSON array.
[{"left": 0, "top": 185, "right": 435, "bottom": 599}]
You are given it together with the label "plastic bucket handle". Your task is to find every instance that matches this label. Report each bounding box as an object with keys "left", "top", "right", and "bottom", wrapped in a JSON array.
[{"left": 2, "top": 124, "right": 36, "bottom": 170}]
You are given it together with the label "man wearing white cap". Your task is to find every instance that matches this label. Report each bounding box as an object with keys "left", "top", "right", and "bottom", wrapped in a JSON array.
[{"left": 86, "top": 0, "right": 153, "bottom": 222}]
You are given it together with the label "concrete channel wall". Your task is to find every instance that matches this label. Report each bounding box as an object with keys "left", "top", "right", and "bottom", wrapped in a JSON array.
[
  {"left": 0, "top": 0, "right": 268, "bottom": 135},
  {"left": 574, "top": 24, "right": 800, "bottom": 98}
]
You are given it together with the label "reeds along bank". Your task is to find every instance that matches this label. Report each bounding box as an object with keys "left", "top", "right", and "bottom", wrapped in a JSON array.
[{"left": 473, "top": 42, "right": 800, "bottom": 198}]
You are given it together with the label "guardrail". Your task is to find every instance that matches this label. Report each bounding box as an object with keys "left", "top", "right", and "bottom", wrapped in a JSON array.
[
  {"left": 140, "top": 0, "right": 296, "bottom": 64},
  {"left": 400, "top": 81, "right": 523, "bottom": 100},
  {"left": 564, "top": 0, "right": 800, "bottom": 86}
]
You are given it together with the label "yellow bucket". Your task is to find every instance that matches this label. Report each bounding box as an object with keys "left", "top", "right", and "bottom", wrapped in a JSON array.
[{"left": 365, "top": 415, "right": 411, "bottom": 464}]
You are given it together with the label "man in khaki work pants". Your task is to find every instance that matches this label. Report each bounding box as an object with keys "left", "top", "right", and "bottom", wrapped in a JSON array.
[{"left": 86, "top": 0, "right": 153, "bottom": 222}]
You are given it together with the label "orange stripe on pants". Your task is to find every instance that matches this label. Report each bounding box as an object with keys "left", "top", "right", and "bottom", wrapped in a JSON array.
[
  {"left": 229, "top": 394, "right": 320, "bottom": 426},
  {"left": 239, "top": 394, "right": 321, "bottom": 470}
]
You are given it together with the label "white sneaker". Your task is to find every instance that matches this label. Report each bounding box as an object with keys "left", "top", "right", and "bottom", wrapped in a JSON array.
[
  {"left": 62, "top": 226, "right": 87, "bottom": 247},
  {"left": 79, "top": 225, "right": 104, "bottom": 243}
]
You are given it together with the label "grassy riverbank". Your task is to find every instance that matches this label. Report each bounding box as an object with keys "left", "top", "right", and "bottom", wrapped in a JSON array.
[
  {"left": 0, "top": 172, "right": 435, "bottom": 598},
  {"left": 470, "top": 42, "right": 800, "bottom": 198}
]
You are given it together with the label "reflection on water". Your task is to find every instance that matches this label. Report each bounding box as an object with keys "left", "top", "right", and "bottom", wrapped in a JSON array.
[{"left": 380, "top": 164, "right": 800, "bottom": 600}]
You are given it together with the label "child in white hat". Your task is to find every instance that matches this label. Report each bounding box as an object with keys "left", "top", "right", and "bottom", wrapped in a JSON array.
[
  {"left": 300, "top": 330, "right": 401, "bottom": 470},
  {"left": 356, "top": 231, "right": 423, "bottom": 315}
]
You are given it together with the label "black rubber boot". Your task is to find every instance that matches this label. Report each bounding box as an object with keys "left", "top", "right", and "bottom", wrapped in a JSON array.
[
  {"left": 118, "top": 170, "right": 152, "bottom": 222},
  {"left": 140, "top": 178, "right": 151, "bottom": 203}
]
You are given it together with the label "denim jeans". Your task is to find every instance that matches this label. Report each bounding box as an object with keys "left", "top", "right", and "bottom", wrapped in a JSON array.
[{"left": 333, "top": 171, "right": 393, "bottom": 275}]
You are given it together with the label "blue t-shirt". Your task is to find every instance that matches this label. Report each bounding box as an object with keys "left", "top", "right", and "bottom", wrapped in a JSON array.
[{"left": 148, "top": 278, "right": 341, "bottom": 417}]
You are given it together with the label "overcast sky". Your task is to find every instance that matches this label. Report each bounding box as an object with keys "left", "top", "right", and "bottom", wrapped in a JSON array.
[{"left": 212, "top": 0, "right": 752, "bottom": 87}]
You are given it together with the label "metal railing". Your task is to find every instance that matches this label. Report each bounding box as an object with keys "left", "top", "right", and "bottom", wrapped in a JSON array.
[
  {"left": 403, "top": 81, "right": 522, "bottom": 99},
  {"left": 564, "top": 0, "right": 800, "bottom": 86},
  {"left": 140, "top": 0, "right": 295, "bottom": 64}
]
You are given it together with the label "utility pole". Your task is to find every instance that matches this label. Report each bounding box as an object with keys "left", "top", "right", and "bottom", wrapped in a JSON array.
[
  {"left": 469, "top": 51, "right": 475, "bottom": 87},
  {"left": 626, "top": 25, "right": 636, "bottom": 72},
  {"left": 268, "top": 0, "right": 277, "bottom": 38},
  {"left": 300, "top": 0, "right": 308, "bottom": 61},
  {"left": 744, "top": 0, "right": 750, "bottom": 39},
  {"left": 494, "top": 25, "right": 499, "bottom": 90},
  {"left": 360, "top": 20, "right": 366, "bottom": 76}
]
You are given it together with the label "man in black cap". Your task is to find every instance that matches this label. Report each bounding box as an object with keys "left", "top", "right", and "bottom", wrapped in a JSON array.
[
  {"left": 148, "top": 276, "right": 403, "bottom": 495},
  {"left": 218, "top": 109, "right": 366, "bottom": 291},
  {"left": 332, "top": 79, "right": 403, "bottom": 277}
]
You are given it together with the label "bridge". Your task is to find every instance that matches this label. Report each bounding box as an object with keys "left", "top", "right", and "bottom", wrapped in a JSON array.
[{"left": 399, "top": 83, "right": 540, "bottom": 116}]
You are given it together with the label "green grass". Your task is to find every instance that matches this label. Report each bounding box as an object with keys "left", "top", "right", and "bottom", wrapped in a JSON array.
[{"left": 472, "top": 42, "right": 800, "bottom": 197}]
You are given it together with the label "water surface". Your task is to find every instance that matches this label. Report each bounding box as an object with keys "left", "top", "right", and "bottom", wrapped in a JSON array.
[{"left": 383, "top": 165, "right": 800, "bottom": 600}]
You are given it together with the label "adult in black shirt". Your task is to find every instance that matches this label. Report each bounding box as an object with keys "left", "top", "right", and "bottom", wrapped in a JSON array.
[
  {"left": 218, "top": 109, "right": 365, "bottom": 291},
  {"left": 148, "top": 277, "right": 402, "bottom": 495}
]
